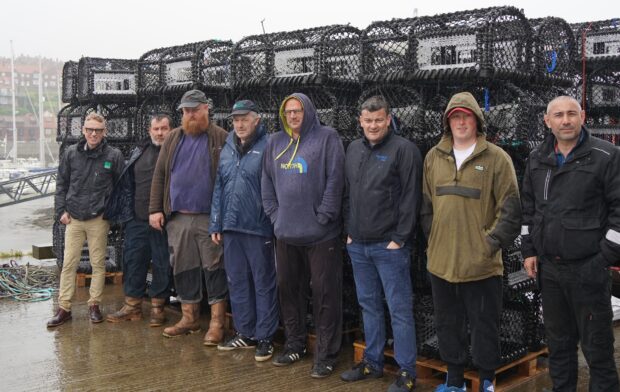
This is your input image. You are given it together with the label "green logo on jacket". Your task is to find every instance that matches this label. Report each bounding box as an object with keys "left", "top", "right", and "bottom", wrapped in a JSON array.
[{"left": 104, "top": 161, "right": 112, "bottom": 169}]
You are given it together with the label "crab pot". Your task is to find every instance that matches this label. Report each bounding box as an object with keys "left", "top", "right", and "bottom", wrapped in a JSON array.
[
  {"left": 231, "top": 34, "right": 274, "bottom": 88},
  {"left": 360, "top": 18, "right": 417, "bottom": 83},
  {"left": 530, "top": 17, "right": 578, "bottom": 86},
  {"left": 197, "top": 40, "right": 234, "bottom": 90},
  {"left": 586, "top": 114, "right": 620, "bottom": 146},
  {"left": 410, "top": 6, "right": 532, "bottom": 83},
  {"left": 137, "top": 40, "right": 233, "bottom": 97},
  {"left": 582, "top": 70, "right": 620, "bottom": 113},
  {"left": 56, "top": 103, "right": 96, "bottom": 143},
  {"left": 232, "top": 25, "right": 361, "bottom": 88},
  {"left": 574, "top": 18, "right": 620, "bottom": 71},
  {"left": 61, "top": 61, "right": 79, "bottom": 103},
  {"left": 95, "top": 103, "right": 137, "bottom": 142},
  {"left": 77, "top": 57, "right": 137, "bottom": 103}
]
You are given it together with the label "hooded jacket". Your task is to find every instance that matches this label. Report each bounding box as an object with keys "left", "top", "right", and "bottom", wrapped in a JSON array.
[
  {"left": 421, "top": 92, "right": 521, "bottom": 282},
  {"left": 521, "top": 128, "right": 620, "bottom": 265},
  {"left": 209, "top": 122, "right": 272, "bottom": 238},
  {"left": 261, "top": 93, "right": 345, "bottom": 246},
  {"left": 55, "top": 138, "right": 124, "bottom": 221},
  {"left": 149, "top": 121, "right": 227, "bottom": 217}
]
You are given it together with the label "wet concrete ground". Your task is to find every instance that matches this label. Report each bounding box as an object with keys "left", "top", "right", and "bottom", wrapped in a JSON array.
[{"left": 0, "top": 284, "right": 618, "bottom": 391}]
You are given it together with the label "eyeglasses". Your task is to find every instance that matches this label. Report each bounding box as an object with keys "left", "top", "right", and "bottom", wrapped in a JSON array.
[
  {"left": 84, "top": 127, "right": 105, "bottom": 135},
  {"left": 284, "top": 109, "right": 303, "bottom": 116}
]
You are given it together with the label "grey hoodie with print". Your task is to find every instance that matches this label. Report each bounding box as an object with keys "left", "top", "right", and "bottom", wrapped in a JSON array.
[{"left": 261, "top": 93, "right": 345, "bottom": 246}]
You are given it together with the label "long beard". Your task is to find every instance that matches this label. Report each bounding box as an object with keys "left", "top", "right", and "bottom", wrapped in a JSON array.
[{"left": 182, "top": 115, "right": 209, "bottom": 136}]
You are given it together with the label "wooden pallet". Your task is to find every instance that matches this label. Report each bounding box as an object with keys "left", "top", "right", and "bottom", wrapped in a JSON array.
[
  {"left": 353, "top": 341, "right": 548, "bottom": 391},
  {"left": 76, "top": 272, "right": 123, "bottom": 288}
]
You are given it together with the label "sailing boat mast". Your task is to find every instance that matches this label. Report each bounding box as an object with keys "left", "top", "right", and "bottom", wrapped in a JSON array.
[
  {"left": 10, "top": 40, "right": 17, "bottom": 163},
  {"left": 39, "top": 57, "right": 45, "bottom": 166}
]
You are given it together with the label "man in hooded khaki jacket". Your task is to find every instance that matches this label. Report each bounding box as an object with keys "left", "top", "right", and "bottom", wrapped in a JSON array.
[{"left": 421, "top": 92, "right": 521, "bottom": 392}]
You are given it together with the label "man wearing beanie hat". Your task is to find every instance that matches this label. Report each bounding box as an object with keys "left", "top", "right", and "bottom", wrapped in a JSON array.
[{"left": 421, "top": 92, "right": 521, "bottom": 392}]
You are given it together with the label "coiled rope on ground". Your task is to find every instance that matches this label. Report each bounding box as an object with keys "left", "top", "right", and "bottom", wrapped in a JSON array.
[{"left": 0, "top": 260, "right": 58, "bottom": 302}]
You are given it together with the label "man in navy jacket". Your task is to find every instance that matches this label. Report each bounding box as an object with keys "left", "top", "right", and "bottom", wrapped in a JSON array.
[
  {"left": 209, "top": 100, "right": 278, "bottom": 362},
  {"left": 341, "top": 95, "right": 422, "bottom": 392}
]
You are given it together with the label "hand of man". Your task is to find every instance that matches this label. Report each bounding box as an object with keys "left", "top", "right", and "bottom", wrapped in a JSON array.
[
  {"left": 524, "top": 256, "right": 538, "bottom": 278},
  {"left": 149, "top": 212, "right": 165, "bottom": 231},
  {"left": 211, "top": 232, "right": 222, "bottom": 245},
  {"left": 346, "top": 236, "right": 352, "bottom": 244},
  {"left": 59, "top": 212, "right": 71, "bottom": 225},
  {"left": 386, "top": 241, "right": 401, "bottom": 250}
]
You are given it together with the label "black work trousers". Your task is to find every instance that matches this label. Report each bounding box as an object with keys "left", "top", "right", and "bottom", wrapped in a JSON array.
[
  {"left": 540, "top": 255, "right": 619, "bottom": 392},
  {"left": 430, "top": 274, "right": 503, "bottom": 374},
  {"left": 275, "top": 237, "right": 343, "bottom": 365}
]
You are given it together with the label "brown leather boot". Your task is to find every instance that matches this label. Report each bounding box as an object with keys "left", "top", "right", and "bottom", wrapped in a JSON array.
[
  {"left": 149, "top": 298, "right": 167, "bottom": 327},
  {"left": 162, "top": 303, "right": 201, "bottom": 338},
  {"left": 106, "top": 297, "right": 143, "bottom": 323},
  {"left": 203, "top": 301, "right": 227, "bottom": 346}
]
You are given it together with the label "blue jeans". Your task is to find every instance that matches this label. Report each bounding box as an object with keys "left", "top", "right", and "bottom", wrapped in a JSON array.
[
  {"left": 123, "top": 219, "right": 171, "bottom": 299},
  {"left": 347, "top": 241, "right": 417, "bottom": 374}
]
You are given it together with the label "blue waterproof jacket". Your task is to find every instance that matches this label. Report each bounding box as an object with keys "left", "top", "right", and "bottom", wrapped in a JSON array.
[{"left": 209, "top": 123, "right": 273, "bottom": 237}]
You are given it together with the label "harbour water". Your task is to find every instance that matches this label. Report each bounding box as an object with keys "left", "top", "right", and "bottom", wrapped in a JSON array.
[{"left": 0, "top": 197, "right": 55, "bottom": 265}]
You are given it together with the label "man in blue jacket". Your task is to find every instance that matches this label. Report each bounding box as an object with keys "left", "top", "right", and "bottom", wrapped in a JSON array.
[
  {"left": 209, "top": 100, "right": 278, "bottom": 362},
  {"left": 105, "top": 113, "right": 173, "bottom": 327},
  {"left": 341, "top": 96, "right": 422, "bottom": 392},
  {"left": 262, "top": 93, "right": 345, "bottom": 378}
]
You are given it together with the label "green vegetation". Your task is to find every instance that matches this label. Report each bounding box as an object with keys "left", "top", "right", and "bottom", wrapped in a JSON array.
[{"left": 0, "top": 249, "right": 29, "bottom": 258}]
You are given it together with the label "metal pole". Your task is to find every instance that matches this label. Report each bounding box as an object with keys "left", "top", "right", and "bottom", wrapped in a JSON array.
[
  {"left": 39, "top": 57, "right": 45, "bottom": 167},
  {"left": 10, "top": 40, "right": 17, "bottom": 163}
]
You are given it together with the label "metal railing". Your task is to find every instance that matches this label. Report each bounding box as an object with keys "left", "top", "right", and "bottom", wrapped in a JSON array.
[{"left": 0, "top": 169, "right": 57, "bottom": 208}]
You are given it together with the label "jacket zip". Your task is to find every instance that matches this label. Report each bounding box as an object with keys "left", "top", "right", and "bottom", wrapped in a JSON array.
[{"left": 543, "top": 169, "right": 551, "bottom": 201}]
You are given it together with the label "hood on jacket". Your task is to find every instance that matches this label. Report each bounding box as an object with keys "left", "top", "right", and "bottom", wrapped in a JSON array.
[
  {"left": 442, "top": 92, "right": 486, "bottom": 135},
  {"left": 275, "top": 93, "right": 320, "bottom": 164}
]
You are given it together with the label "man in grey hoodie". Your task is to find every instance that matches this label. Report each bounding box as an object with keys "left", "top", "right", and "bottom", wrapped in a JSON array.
[{"left": 261, "top": 93, "right": 345, "bottom": 379}]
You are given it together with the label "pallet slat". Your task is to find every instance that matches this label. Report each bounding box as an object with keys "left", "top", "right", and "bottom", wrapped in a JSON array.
[
  {"left": 353, "top": 340, "right": 548, "bottom": 391},
  {"left": 76, "top": 272, "right": 123, "bottom": 288}
]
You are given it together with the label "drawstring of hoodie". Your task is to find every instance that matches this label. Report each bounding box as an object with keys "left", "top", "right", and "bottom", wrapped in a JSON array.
[{"left": 274, "top": 135, "right": 300, "bottom": 165}]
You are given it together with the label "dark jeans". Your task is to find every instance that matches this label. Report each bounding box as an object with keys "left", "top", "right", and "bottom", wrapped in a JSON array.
[
  {"left": 223, "top": 231, "right": 278, "bottom": 341},
  {"left": 123, "top": 219, "right": 171, "bottom": 299},
  {"left": 430, "top": 274, "right": 502, "bottom": 374},
  {"left": 347, "top": 241, "right": 417, "bottom": 374},
  {"left": 276, "top": 237, "right": 343, "bottom": 365},
  {"left": 540, "top": 255, "right": 619, "bottom": 392}
]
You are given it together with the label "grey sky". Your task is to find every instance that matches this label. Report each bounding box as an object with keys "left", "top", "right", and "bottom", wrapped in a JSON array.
[{"left": 1, "top": 0, "right": 618, "bottom": 62}]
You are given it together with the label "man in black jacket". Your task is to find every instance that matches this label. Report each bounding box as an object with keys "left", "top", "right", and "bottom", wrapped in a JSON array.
[
  {"left": 105, "top": 114, "right": 173, "bottom": 327},
  {"left": 47, "top": 112, "right": 124, "bottom": 327},
  {"left": 521, "top": 96, "right": 620, "bottom": 391},
  {"left": 340, "top": 96, "right": 422, "bottom": 392}
]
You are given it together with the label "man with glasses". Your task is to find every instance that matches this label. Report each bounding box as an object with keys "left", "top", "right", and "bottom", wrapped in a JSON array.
[
  {"left": 261, "top": 93, "right": 345, "bottom": 378},
  {"left": 149, "top": 90, "right": 229, "bottom": 345},
  {"left": 47, "top": 112, "right": 124, "bottom": 327},
  {"left": 105, "top": 113, "right": 174, "bottom": 327}
]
